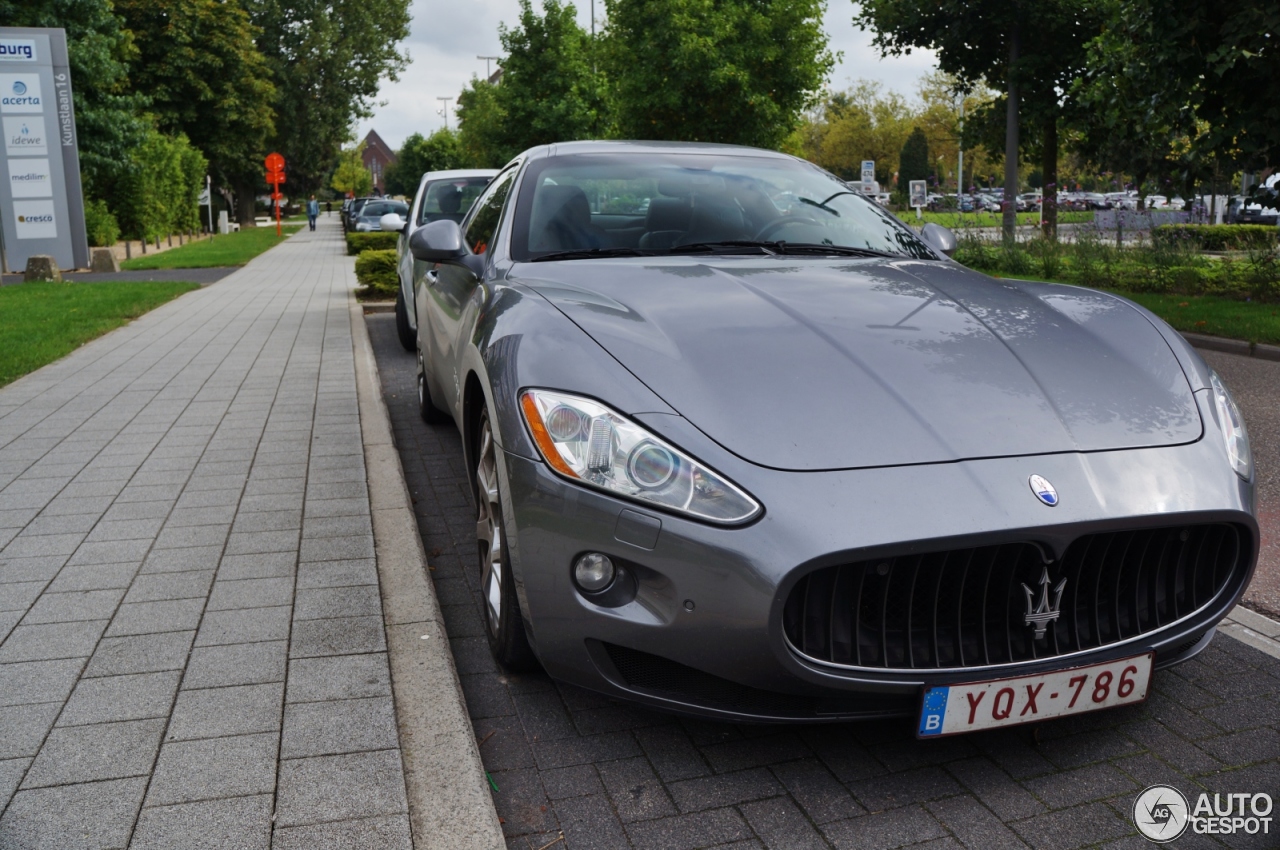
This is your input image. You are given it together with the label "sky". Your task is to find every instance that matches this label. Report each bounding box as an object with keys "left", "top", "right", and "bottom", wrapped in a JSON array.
[{"left": 355, "top": 0, "right": 939, "bottom": 149}]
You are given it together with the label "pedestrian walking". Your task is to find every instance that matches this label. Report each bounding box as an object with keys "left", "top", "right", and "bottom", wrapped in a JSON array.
[
  {"left": 307, "top": 195, "right": 319, "bottom": 231},
  {"left": 326, "top": 201, "right": 332, "bottom": 216}
]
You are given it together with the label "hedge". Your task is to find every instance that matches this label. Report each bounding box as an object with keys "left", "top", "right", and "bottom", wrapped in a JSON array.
[
  {"left": 354, "top": 249, "right": 398, "bottom": 299},
  {"left": 1152, "top": 224, "right": 1278, "bottom": 252},
  {"left": 346, "top": 231, "right": 398, "bottom": 255}
]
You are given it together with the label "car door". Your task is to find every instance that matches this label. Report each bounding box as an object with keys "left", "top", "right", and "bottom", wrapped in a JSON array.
[
  {"left": 417, "top": 166, "right": 519, "bottom": 413},
  {"left": 400, "top": 177, "right": 429, "bottom": 324}
]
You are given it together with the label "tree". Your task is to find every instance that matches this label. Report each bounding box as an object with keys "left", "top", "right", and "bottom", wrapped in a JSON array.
[
  {"left": 456, "top": 0, "right": 603, "bottom": 166},
  {"left": 856, "top": 0, "right": 1102, "bottom": 238},
  {"left": 1, "top": 0, "right": 148, "bottom": 199},
  {"left": 113, "top": 127, "right": 207, "bottom": 240},
  {"left": 1077, "top": 0, "right": 1280, "bottom": 191},
  {"left": 115, "top": 0, "right": 275, "bottom": 225},
  {"left": 604, "top": 0, "right": 834, "bottom": 148},
  {"left": 898, "top": 127, "right": 930, "bottom": 187},
  {"left": 791, "top": 82, "right": 913, "bottom": 183},
  {"left": 384, "top": 130, "right": 467, "bottom": 196},
  {"left": 246, "top": 0, "right": 412, "bottom": 198},
  {"left": 331, "top": 143, "right": 373, "bottom": 197}
]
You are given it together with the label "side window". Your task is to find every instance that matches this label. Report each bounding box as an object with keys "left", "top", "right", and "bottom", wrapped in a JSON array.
[{"left": 462, "top": 168, "right": 518, "bottom": 255}]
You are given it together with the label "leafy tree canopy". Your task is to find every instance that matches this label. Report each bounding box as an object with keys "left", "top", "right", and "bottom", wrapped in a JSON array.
[
  {"left": 384, "top": 129, "right": 468, "bottom": 196},
  {"left": 604, "top": 0, "right": 835, "bottom": 148},
  {"left": 898, "top": 126, "right": 930, "bottom": 185},
  {"left": 331, "top": 143, "right": 374, "bottom": 197}
]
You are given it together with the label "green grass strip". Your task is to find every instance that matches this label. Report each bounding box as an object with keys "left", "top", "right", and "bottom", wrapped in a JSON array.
[
  {"left": 121, "top": 225, "right": 302, "bottom": 270},
  {"left": 899, "top": 210, "right": 1094, "bottom": 228},
  {"left": 0, "top": 281, "right": 198, "bottom": 388}
]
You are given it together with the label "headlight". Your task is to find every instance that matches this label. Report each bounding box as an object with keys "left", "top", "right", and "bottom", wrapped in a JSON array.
[
  {"left": 1209, "top": 371, "right": 1251, "bottom": 479},
  {"left": 520, "top": 389, "right": 761, "bottom": 524}
]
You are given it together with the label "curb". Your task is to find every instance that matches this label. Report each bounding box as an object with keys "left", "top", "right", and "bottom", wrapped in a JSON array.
[
  {"left": 349, "top": 297, "right": 505, "bottom": 849},
  {"left": 1182, "top": 331, "right": 1280, "bottom": 362},
  {"left": 1220, "top": 605, "right": 1280, "bottom": 660}
]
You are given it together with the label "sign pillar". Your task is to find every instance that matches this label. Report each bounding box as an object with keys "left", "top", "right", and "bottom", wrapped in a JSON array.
[
  {"left": 265, "top": 152, "right": 284, "bottom": 237},
  {"left": 0, "top": 27, "right": 89, "bottom": 271}
]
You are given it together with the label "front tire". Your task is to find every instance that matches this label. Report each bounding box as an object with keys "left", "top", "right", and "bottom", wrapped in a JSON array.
[
  {"left": 416, "top": 348, "right": 449, "bottom": 424},
  {"left": 395, "top": 289, "right": 415, "bottom": 352},
  {"left": 475, "top": 408, "right": 536, "bottom": 670}
]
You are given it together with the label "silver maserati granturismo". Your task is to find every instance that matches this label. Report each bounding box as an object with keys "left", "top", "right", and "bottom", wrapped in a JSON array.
[{"left": 401, "top": 141, "right": 1257, "bottom": 733}]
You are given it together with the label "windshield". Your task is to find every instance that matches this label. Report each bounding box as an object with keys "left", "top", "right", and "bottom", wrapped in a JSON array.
[
  {"left": 361, "top": 202, "right": 408, "bottom": 218},
  {"left": 510, "top": 153, "right": 936, "bottom": 261},
  {"left": 420, "top": 177, "right": 491, "bottom": 225}
]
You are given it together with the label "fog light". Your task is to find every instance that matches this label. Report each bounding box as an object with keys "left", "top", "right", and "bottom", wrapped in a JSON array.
[{"left": 574, "top": 552, "right": 615, "bottom": 593}]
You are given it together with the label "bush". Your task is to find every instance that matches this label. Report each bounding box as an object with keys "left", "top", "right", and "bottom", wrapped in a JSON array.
[
  {"left": 1153, "top": 224, "right": 1278, "bottom": 252},
  {"left": 346, "top": 231, "right": 399, "bottom": 255},
  {"left": 354, "top": 249, "right": 398, "bottom": 299},
  {"left": 112, "top": 127, "right": 207, "bottom": 241},
  {"left": 84, "top": 199, "right": 120, "bottom": 247}
]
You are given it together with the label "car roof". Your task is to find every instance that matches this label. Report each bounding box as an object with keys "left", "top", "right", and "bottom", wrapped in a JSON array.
[
  {"left": 421, "top": 169, "right": 499, "bottom": 181},
  {"left": 523, "top": 140, "right": 802, "bottom": 162}
]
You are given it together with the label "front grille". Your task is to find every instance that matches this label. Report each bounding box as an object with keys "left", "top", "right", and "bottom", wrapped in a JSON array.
[{"left": 783, "top": 523, "right": 1246, "bottom": 671}]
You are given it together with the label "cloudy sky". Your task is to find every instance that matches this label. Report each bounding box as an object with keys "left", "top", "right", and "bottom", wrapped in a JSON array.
[{"left": 356, "top": 0, "right": 939, "bottom": 149}]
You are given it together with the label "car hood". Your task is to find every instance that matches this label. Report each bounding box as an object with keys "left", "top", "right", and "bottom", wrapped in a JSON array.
[{"left": 516, "top": 257, "right": 1202, "bottom": 471}]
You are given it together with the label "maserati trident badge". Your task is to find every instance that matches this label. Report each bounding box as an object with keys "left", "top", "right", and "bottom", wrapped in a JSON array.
[
  {"left": 1022, "top": 566, "right": 1068, "bottom": 639},
  {"left": 1029, "top": 474, "right": 1058, "bottom": 506}
]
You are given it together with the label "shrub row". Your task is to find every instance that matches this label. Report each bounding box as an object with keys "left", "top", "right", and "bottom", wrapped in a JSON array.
[
  {"left": 354, "top": 249, "right": 398, "bottom": 299},
  {"left": 1152, "top": 224, "right": 1278, "bottom": 252},
  {"left": 346, "top": 231, "right": 398, "bottom": 255}
]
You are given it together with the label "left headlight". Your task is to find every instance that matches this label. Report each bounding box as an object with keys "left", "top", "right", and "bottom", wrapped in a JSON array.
[
  {"left": 520, "top": 389, "right": 762, "bottom": 524},
  {"left": 1209, "top": 371, "right": 1251, "bottom": 480}
]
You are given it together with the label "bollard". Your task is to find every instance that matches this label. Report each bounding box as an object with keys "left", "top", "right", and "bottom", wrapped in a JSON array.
[
  {"left": 89, "top": 248, "right": 119, "bottom": 273},
  {"left": 23, "top": 255, "right": 61, "bottom": 282},
  {"left": 125, "top": 241, "right": 132, "bottom": 260}
]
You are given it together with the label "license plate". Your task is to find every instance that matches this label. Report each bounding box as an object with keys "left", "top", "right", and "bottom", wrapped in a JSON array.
[{"left": 917, "top": 652, "right": 1153, "bottom": 738}]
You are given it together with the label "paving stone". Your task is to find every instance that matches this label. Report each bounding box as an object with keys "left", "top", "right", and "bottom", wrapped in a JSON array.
[
  {"left": 0, "top": 619, "right": 107, "bottom": 662},
  {"left": 0, "top": 554, "right": 66, "bottom": 584},
  {"left": 822, "top": 806, "right": 949, "bottom": 850},
  {"left": 146, "top": 733, "right": 278, "bottom": 806},
  {"left": 292, "top": 584, "right": 382, "bottom": 620},
  {"left": 140, "top": 544, "right": 223, "bottom": 574},
  {"left": 167, "top": 682, "right": 284, "bottom": 740},
  {"left": 274, "top": 749, "right": 408, "bottom": 828},
  {"left": 217, "top": 551, "right": 297, "bottom": 581},
  {"left": 280, "top": 695, "right": 399, "bottom": 758},
  {"left": 223, "top": 530, "right": 298, "bottom": 556},
  {"left": 554, "top": 792, "right": 631, "bottom": 850},
  {"left": 0, "top": 756, "right": 28, "bottom": 809},
  {"left": 0, "top": 777, "right": 146, "bottom": 850},
  {"left": 21, "top": 718, "right": 165, "bottom": 788},
  {"left": 57, "top": 670, "right": 181, "bottom": 726},
  {"left": 0, "top": 580, "right": 45, "bottom": 612},
  {"left": 232, "top": 509, "right": 302, "bottom": 533},
  {"left": 123, "top": 569, "right": 215, "bottom": 603},
  {"left": 740, "top": 796, "right": 830, "bottom": 850},
  {"left": 0, "top": 658, "right": 83, "bottom": 706},
  {"left": 770, "top": 758, "right": 865, "bottom": 824},
  {"left": 0, "top": 702, "right": 62, "bottom": 759},
  {"left": 67, "top": 538, "right": 152, "bottom": 566},
  {"left": 183, "top": 640, "right": 287, "bottom": 689},
  {"left": 46, "top": 561, "right": 138, "bottom": 592},
  {"left": 294, "top": 557, "right": 378, "bottom": 589},
  {"left": 624, "top": 807, "right": 753, "bottom": 850},
  {"left": 105, "top": 597, "right": 204, "bottom": 636},
  {"left": 83, "top": 630, "right": 195, "bottom": 678},
  {"left": 20, "top": 588, "right": 124, "bottom": 624},
  {"left": 926, "top": 795, "right": 1030, "bottom": 850},
  {"left": 1024, "top": 762, "right": 1139, "bottom": 810},
  {"left": 193, "top": 605, "right": 295, "bottom": 648},
  {"left": 850, "top": 766, "right": 964, "bottom": 812},
  {"left": 288, "top": 614, "right": 386, "bottom": 658},
  {"left": 130, "top": 794, "right": 273, "bottom": 850},
  {"left": 1010, "top": 801, "right": 1133, "bottom": 850},
  {"left": 205, "top": 576, "right": 294, "bottom": 610},
  {"left": 272, "top": 813, "right": 413, "bottom": 850},
  {"left": 286, "top": 652, "right": 392, "bottom": 703},
  {"left": 299, "top": 534, "right": 375, "bottom": 562},
  {"left": 668, "top": 767, "right": 783, "bottom": 813}
]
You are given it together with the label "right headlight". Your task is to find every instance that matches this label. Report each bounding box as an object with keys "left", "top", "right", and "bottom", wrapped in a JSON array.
[
  {"left": 1209, "top": 370, "right": 1251, "bottom": 480},
  {"left": 520, "top": 389, "right": 761, "bottom": 524}
]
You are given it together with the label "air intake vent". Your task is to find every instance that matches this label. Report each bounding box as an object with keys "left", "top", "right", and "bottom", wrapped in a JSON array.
[{"left": 783, "top": 523, "right": 1246, "bottom": 671}]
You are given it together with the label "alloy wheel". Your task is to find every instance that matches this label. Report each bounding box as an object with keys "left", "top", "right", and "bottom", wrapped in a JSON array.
[{"left": 475, "top": 417, "right": 504, "bottom": 637}]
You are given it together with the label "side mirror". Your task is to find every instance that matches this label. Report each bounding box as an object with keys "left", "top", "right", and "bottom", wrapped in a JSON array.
[
  {"left": 921, "top": 222, "right": 958, "bottom": 257},
  {"left": 409, "top": 219, "right": 466, "bottom": 262},
  {"left": 380, "top": 213, "right": 406, "bottom": 232}
]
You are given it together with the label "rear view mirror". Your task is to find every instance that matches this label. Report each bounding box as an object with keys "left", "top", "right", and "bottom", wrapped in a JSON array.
[
  {"left": 380, "top": 213, "right": 406, "bottom": 232},
  {"left": 921, "top": 222, "right": 958, "bottom": 257}
]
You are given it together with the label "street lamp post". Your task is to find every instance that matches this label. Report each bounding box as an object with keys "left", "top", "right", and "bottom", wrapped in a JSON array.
[
  {"left": 477, "top": 55, "right": 501, "bottom": 79},
  {"left": 437, "top": 97, "right": 453, "bottom": 130}
]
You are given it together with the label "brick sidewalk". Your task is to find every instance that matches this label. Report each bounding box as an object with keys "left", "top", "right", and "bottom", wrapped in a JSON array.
[
  {"left": 368, "top": 312, "right": 1280, "bottom": 850},
  {"left": 0, "top": 218, "right": 413, "bottom": 849}
]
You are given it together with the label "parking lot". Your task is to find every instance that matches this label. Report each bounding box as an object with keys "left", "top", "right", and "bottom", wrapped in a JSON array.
[{"left": 368, "top": 313, "right": 1280, "bottom": 850}]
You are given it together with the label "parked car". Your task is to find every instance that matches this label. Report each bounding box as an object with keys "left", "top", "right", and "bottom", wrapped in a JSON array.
[
  {"left": 389, "top": 169, "right": 499, "bottom": 350},
  {"left": 344, "top": 197, "right": 377, "bottom": 231},
  {"left": 1235, "top": 179, "right": 1280, "bottom": 225},
  {"left": 352, "top": 200, "right": 408, "bottom": 232},
  {"left": 1016, "top": 193, "right": 1041, "bottom": 212},
  {"left": 405, "top": 140, "right": 1257, "bottom": 728}
]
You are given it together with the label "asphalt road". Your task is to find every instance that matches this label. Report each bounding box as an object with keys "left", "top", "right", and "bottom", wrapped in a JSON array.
[{"left": 368, "top": 313, "right": 1280, "bottom": 850}]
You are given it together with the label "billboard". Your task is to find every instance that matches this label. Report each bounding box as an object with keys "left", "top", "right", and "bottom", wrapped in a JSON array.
[{"left": 0, "top": 28, "right": 88, "bottom": 272}]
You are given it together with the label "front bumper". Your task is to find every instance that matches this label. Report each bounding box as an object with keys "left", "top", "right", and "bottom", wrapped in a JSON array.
[{"left": 499, "top": 425, "right": 1257, "bottom": 723}]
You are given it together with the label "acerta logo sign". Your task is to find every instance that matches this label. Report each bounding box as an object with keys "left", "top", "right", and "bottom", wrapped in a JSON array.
[
  {"left": 0, "top": 74, "right": 42, "bottom": 113},
  {"left": 0, "top": 39, "right": 36, "bottom": 62}
]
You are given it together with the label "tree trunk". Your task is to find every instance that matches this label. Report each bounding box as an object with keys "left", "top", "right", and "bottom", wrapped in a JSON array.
[
  {"left": 234, "top": 179, "right": 257, "bottom": 227},
  {"left": 1003, "top": 22, "right": 1021, "bottom": 243},
  {"left": 1041, "top": 112, "right": 1057, "bottom": 239}
]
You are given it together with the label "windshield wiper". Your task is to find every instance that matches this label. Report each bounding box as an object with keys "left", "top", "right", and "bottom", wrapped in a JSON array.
[
  {"left": 530, "top": 247, "right": 657, "bottom": 262},
  {"left": 775, "top": 242, "right": 897, "bottom": 258},
  {"left": 798, "top": 191, "right": 863, "bottom": 216},
  {"left": 667, "top": 240, "right": 895, "bottom": 259}
]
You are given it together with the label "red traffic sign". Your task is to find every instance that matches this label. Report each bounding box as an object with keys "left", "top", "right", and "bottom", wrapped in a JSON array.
[
  {"left": 266, "top": 170, "right": 285, "bottom": 184},
  {"left": 270, "top": 191, "right": 283, "bottom": 200},
  {"left": 264, "top": 152, "right": 285, "bottom": 171}
]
